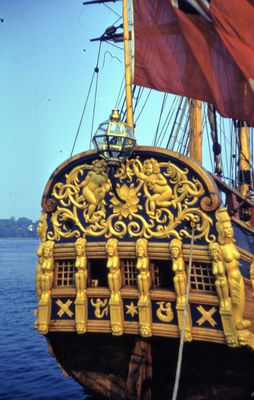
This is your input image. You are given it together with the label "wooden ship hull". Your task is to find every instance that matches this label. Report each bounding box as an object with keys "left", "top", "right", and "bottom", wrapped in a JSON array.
[{"left": 35, "top": 146, "right": 254, "bottom": 399}]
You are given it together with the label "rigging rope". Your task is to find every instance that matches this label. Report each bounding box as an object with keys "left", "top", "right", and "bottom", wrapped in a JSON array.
[
  {"left": 134, "top": 88, "right": 152, "bottom": 125},
  {"left": 70, "top": 70, "right": 96, "bottom": 157},
  {"left": 172, "top": 223, "right": 195, "bottom": 400},
  {"left": 89, "top": 41, "right": 102, "bottom": 149},
  {"left": 70, "top": 41, "right": 102, "bottom": 156}
]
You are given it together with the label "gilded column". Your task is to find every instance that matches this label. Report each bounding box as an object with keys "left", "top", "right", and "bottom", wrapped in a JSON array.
[
  {"left": 136, "top": 239, "right": 152, "bottom": 338},
  {"left": 74, "top": 237, "right": 88, "bottom": 334},
  {"left": 106, "top": 239, "right": 124, "bottom": 336},
  {"left": 169, "top": 238, "right": 192, "bottom": 341}
]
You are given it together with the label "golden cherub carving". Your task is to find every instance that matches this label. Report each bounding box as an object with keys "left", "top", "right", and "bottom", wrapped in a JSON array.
[
  {"left": 79, "top": 159, "right": 110, "bottom": 222},
  {"left": 75, "top": 238, "right": 87, "bottom": 301},
  {"left": 169, "top": 238, "right": 186, "bottom": 306},
  {"left": 106, "top": 238, "right": 121, "bottom": 303},
  {"left": 136, "top": 238, "right": 150, "bottom": 306},
  {"left": 133, "top": 158, "right": 174, "bottom": 216},
  {"left": 208, "top": 242, "right": 230, "bottom": 311},
  {"left": 216, "top": 208, "right": 250, "bottom": 332}
]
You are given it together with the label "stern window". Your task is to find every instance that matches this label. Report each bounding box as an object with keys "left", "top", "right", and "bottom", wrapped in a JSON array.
[{"left": 55, "top": 260, "right": 76, "bottom": 287}]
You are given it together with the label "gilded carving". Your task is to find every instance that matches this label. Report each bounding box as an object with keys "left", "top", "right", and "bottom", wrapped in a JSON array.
[
  {"left": 40, "top": 241, "right": 54, "bottom": 303},
  {"left": 156, "top": 301, "right": 174, "bottom": 323},
  {"left": 208, "top": 242, "right": 231, "bottom": 311},
  {"left": 126, "top": 302, "right": 138, "bottom": 318},
  {"left": 36, "top": 212, "right": 48, "bottom": 301},
  {"left": 136, "top": 238, "right": 150, "bottom": 306},
  {"left": 169, "top": 238, "right": 186, "bottom": 306},
  {"left": 250, "top": 256, "right": 254, "bottom": 296},
  {"left": 74, "top": 237, "right": 87, "bottom": 334},
  {"left": 37, "top": 240, "right": 54, "bottom": 334},
  {"left": 106, "top": 239, "right": 121, "bottom": 303},
  {"left": 216, "top": 208, "right": 251, "bottom": 340},
  {"left": 133, "top": 158, "right": 175, "bottom": 215},
  {"left": 75, "top": 238, "right": 88, "bottom": 300},
  {"left": 56, "top": 299, "right": 74, "bottom": 318},
  {"left": 47, "top": 156, "right": 215, "bottom": 242},
  {"left": 196, "top": 305, "right": 217, "bottom": 327},
  {"left": 91, "top": 298, "right": 109, "bottom": 318}
]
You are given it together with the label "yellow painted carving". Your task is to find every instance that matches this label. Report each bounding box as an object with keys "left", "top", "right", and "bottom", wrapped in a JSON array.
[
  {"left": 91, "top": 298, "right": 109, "bottom": 319},
  {"left": 110, "top": 183, "right": 142, "bottom": 218},
  {"left": 56, "top": 299, "right": 74, "bottom": 318},
  {"left": 208, "top": 242, "right": 231, "bottom": 311},
  {"left": 106, "top": 238, "right": 121, "bottom": 303},
  {"left": 126, "top": 301, "right": 138, "bottom": 318},
  {"left": 216, "top": 208, "right": 251, "bottom": 334},
  {"left": 75, "top": 238, "right": 88, "bottom": 301},
  {"left": 136, "top": 238, "right": 150, "bottom": 306},
  {"left": 133, "top": 158, "right": 175, "bottom": 215},
  {"left": 40, "top": 241, "right": 54, "bottom": 304},
  {"left": 169, "top": 238, "right": 186, "bottom": 307},
  {"left": 156, "top": 301, "right": 174, "bottom": 323},
  {"left": 196, "top": 305, "right": 217, "bottom": 327},
  {"left": 35, "top": 212, "right": 48, "bottom": 301},
  {"left": 249, "top": 256, "right": 254, "bottom": 297},
  {"left": 74, "top": 237, "right": 87, "bottom": 334},
  {"left": 48, "top": 157, "right": 215, "bottom": 242}
]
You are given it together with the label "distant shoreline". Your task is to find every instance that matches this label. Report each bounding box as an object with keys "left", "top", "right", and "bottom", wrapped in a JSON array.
[{"left": 0, "top": 237, "right": 39, "bottom": 240}]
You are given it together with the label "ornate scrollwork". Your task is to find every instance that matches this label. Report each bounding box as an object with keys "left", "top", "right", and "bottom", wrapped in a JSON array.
[{"left": 47, "top": 157, "right": 215, "bottom": 242}]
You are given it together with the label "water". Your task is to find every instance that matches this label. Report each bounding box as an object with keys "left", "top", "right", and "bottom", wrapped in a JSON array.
[{"left": 0, "top": 239, "right": 87, "bottom": 400}]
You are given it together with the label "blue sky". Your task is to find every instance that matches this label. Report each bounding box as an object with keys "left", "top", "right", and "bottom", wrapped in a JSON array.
[
  {"left": 0, "top": 0, "right": 224, "bottom": 221},
  {"left": 0, "top": 0, "right": 148, "bottom": 221}
]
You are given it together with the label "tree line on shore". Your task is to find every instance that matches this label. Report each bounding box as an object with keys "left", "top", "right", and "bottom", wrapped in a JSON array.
[{"left": 0, "top": 217, "right": 39, "bottom": 238}]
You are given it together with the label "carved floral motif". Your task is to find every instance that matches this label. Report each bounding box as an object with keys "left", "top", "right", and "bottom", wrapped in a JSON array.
[{"left": 47, "top": 157, "right": 215, "bottom": 242}]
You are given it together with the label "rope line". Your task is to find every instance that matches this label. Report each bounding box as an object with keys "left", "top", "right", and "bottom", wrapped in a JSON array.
[
  {"left": 172, "top": 224, "right": 195, "bottom": 400},
  {"left": 89, "top": 41, "right": 102, "bottom": 149},
  {"left": 70, "top": 71, "right": 96, "bottom": 157}
]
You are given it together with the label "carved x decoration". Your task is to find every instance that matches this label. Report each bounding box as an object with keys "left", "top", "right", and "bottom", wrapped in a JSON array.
[
  {"left": 56, "top": 299, "right": 74, "bottom": 318},
  {"left": 196, "top": 305, "right": 217, "bottom": 327}
]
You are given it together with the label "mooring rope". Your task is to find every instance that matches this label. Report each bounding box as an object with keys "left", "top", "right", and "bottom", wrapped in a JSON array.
[{"left": 172, "top": 223, "right": 195, "bottom": 400}]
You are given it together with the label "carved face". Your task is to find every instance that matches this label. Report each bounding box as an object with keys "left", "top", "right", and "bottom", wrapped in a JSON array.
[
  {"left": 75, "top": 244, "right": 84, "bottom": 256},
  {"left": 106, "top": 245, "right": 115, "bottom": 256},
  {"left": 144, "top": 162, "right": 153, "bottom": 176},
  {"left": 43, "top": 245, "right": 52, "bottom": 259},
  {"left": 222, "top": 221, "right": 233, "bottom": 239},
  {"left": 171, "top": 246, "right": 180, "bottom": 258},
  {"left": 136, "top": 245, "right": 145, "bottom": 257},
  {"left": 210, "top": 248, "right": 219, "bottom": 260}
]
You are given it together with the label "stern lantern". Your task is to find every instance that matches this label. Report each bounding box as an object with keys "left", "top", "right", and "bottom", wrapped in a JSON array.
[{"left": 92, "top": 109, "right": 136, "bottom": 166}]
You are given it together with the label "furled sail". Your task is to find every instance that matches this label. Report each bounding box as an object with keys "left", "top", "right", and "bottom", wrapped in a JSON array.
[{"left": 133, "top": 0, "right": 254, "bottom": 125}]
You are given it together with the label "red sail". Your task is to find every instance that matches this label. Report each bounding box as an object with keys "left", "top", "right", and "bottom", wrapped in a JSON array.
[{"left": 133, "top": 0, "right": 254, "bottom": 125}]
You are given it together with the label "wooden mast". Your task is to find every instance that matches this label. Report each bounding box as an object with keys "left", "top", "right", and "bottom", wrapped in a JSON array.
[
  {"left": 189, "top": 99, "right": 202, "bottom": 164},
  {"left": 122, "top": 0, "right": 134, "bottom": 130},
  {"left": 239, "top": 123, "right": 251, "bottom": 198}
]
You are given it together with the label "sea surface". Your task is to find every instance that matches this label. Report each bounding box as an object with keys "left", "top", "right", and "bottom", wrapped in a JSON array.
[{"left": 0, "top": 239, "right": 88, "bottom": 400}]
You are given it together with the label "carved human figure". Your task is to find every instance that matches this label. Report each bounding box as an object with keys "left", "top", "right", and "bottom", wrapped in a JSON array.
[
  {"left": 36, "top": 213, "right": 48, "bottom": 300},
  {"left": 75, "top": 238, "right": 87, "bottom": 301},
  {"left": 169, "top": 238, "right": 186, "bottom": 306},
  {"left": 40, "top": 240, "right": 54, "bottom": 303},
  {"left": 79, "top": 159, "right": 110, "bottom": 221},
  {"left": 133, "top": 158, "right": 173, "bottom": 215},
  {"left": 208, "top": 242, "right": 230, "bottom": 311},
  {"left": 216, "top": 208, "right": 250, "bottom": 330},
  {"left": 136, "top": 238, "right": 150, "bottom": 305},
  {"left": 249, "top": 256, "right": 254, "bottom": 297},
  {"left": 106, "top": 239, "right": 121, "bottom": 302}
]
